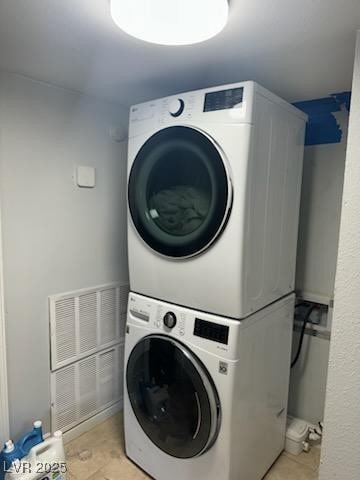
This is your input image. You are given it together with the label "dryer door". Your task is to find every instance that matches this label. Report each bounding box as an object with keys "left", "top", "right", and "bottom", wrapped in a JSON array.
[
  {"left": 126, "top": 335, "right": 221, "bottom": 458},
  {"left": 128, "top": 126, "right": 232, "bottom": 258}
]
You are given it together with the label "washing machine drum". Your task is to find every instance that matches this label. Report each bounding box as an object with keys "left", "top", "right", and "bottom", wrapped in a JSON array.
[
  {"left": 126, "top": 335, "right": 221, "bottom": 458},
  {"left": 128, "top": 126, "right": 232, "bottom": 258}
]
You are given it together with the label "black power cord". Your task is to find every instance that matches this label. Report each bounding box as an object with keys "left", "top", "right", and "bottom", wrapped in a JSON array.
[{"left": 291, "top": 303, "right": 319, "bottom": 368}]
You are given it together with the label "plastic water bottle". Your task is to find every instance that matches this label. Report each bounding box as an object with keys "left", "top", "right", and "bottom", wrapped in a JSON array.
[
  {"left": 5, "top": 431, "right": 66, "bottom": 480},
  {"left": 1, "top": 441, "right": 23, "bottom": 475},
  {"left": 17, "top": 422, "right": 44, "bottom": 458},
  {"left": 0, "top": 421, "right": 45, "bottom": 480},
  {"left": 1, "top": 421, "right": 44, "bottom": 470}
]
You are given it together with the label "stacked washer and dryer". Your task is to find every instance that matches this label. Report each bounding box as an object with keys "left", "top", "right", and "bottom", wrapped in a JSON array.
[{"left": 124, "top": 81, "right": 307, "bottom": 480}]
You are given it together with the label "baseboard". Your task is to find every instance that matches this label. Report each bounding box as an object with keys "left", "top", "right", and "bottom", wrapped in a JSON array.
[{"left": 63, "top": 399, "right": 123, "bottom": 444}]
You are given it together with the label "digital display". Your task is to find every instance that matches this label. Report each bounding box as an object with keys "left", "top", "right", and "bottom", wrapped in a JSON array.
[
  {"left": 203, "top": 87, "right": 244, "bottom": 112},
  {"left": 194, "top": 318, "right": 229, "bottom": 345}
]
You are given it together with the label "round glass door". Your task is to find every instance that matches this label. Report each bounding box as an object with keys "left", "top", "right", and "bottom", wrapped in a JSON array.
[
  {"left": 126, "top": 335, "right": 220, "bottom": 458},
  {"left": 128, "top": 126, "right": 232, "bottom": 258}
]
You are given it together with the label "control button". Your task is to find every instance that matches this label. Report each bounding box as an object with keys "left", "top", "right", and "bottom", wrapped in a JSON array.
[
  {"left": 169, "top": 99, "right": 185, "bottom": 118},
  {"left": 163, "top": 311, "right": 177, "bottom": 329}
]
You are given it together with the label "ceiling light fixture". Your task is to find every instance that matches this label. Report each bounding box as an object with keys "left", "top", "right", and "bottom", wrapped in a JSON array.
[{"left": 110, "top": 0, "right": 229, "bottom": 46}]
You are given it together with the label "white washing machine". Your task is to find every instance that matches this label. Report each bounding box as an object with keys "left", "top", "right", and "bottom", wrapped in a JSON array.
[
  {"left": 124, "top": 292, "right": 294, "bottom": 480},
  {"left": 127, "top": 81, "right": 307, "bottom": 319}
]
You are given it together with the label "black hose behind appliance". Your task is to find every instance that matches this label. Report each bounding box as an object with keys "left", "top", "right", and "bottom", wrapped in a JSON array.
[{"left": 291, "top": 304, "right": 319, "bottom": 369}]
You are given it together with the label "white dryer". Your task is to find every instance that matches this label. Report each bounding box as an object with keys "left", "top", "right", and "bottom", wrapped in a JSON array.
[
  {"left": 127, "top": 81, "right": 307, "bottom": 319},
  {"left": 124, "top": 292, "right": 294, "bottom": 480}
]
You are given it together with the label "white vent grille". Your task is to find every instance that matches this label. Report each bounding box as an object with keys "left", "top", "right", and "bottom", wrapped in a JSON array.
[
  {"left": 100, "top": 288, "right": 117, "bottom": 344},
  {"left": 79, "top": 356, "right": 97, "bottom": 418},
  {"left": 55, "top": 298, "right": 77, "bottom": 364},
  {"left": 51, "top": 344, "right": 124, "bottom": 433},
  {"left": 54, "top": 365, "right": 77, "bottom": 430},
  {"left": 79, "top": 293, "right": 97, "bottom": 354},
  {"left": 49, "top": 283, "right": 129, "bottom": 370},
  {"left": 99, "top": 349, "right": 116, "bottom": 406}
]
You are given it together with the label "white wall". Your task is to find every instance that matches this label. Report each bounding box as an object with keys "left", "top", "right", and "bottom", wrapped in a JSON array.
[
  {"left": 289, "top": 122, "right": 347, "bottom": 424},
  {"left": 0, "top": 194, "right": 9, "bottom": 444},
  {"left": 0, "top": 72, "right": 129, "bottom": 438},
  {"left": 288, "top": 331, "right": 330, "bottom": 424},
  {"left": 296, "top": 117, "right": 347, "bottom": 305},
  {"left": 320, "top": 32, "right": 360, "bottom": 480}
]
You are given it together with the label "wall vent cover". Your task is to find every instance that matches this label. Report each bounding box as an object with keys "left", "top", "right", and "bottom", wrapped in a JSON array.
[
  {"left": 49, "top": 282, "right": 129, "bottom": 370},
  {"left": 51, "top": 344, "right": 124, "bottom": 432}
]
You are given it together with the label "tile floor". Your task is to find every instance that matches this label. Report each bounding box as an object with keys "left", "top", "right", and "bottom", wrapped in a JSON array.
[{"left": 65, "top": 413, "right": 320, "bottom": 480}]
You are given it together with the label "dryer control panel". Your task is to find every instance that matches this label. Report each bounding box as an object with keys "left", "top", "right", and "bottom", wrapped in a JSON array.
[
  {"left": 203, "top": 87, "right": 244, "bottom": 112},
  {"left": 160, "top": 94, "right": 198, "bottom": 123},
  {"left": 128, "top": 81, "right": 258, "bottom": 138}
]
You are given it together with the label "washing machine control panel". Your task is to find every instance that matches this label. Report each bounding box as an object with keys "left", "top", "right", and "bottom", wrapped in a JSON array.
[
  {"left": 128, "top": 294, "right": 230, "bottom": 346},
  {"left": 156, "top": 304, "right": 186, "bottom": 337},
  {"left": 163, "top": 311, "right": 177, "bottom": 329},
  {"left": 128, "top": 293, "right": 243, "bottom": 360},
  {"left": 129, "top": 296, "right": 151, "bottom": 322},
  {"left": 193, "top": 318, "right": 229, "bottom": 345}
]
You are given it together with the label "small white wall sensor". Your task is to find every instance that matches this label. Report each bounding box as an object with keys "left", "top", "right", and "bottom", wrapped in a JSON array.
[{"left": 76, "top": 166, "right": 96, "bottom": 188}]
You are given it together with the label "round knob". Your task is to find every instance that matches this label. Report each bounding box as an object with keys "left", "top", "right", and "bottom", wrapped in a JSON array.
[
  {"left": 169, "top": 99, "right": 185, "bottom": 117},
  {"left": 163, "top": 311, "right": 177, "bottom": 329}
]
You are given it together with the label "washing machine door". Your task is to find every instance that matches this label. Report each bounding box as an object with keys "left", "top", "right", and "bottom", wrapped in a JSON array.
[
  {"left": 126, "top": 335, "right": 221, "bottom": 458},
  {"left": 128, "top": 126, "right": 232, "bottom": 258}
]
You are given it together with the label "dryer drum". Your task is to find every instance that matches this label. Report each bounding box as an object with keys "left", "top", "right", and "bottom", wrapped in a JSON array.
[
  {"left": 126, "top": 335, "right": 221, "bottom": 458},
  {"left": 128, "top": 126, "right": 232, "bottom": 258}
]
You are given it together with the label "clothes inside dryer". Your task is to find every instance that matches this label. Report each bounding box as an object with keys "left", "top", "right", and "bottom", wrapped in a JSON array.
[
  {"left": 128, "top": 126, "right": 231, "bottom": 257},
  {"left": 149, "top": 185, "right": 210, "bottom": 236}
]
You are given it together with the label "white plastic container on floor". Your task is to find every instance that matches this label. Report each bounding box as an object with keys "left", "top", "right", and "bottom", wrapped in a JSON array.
[
  {"left": 5, "top": 431, "right": 67, "bottom": 480},
  {"left": 285, "top": 416, "right": 309, "bottom": 455}
]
